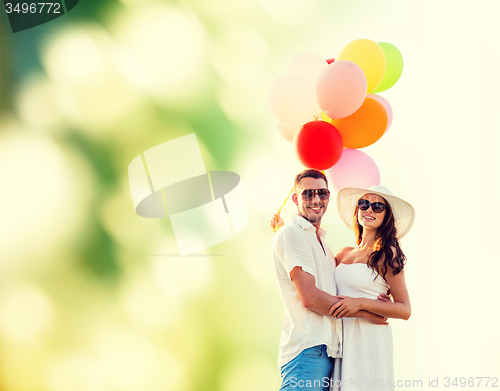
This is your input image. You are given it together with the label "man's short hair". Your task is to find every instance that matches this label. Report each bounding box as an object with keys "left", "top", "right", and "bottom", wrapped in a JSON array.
[{"left": 294, "top": 169, "right": 328, "bottom": 191}]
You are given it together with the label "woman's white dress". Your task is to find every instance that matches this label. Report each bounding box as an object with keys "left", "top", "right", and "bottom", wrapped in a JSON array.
[{"left": 331, "top": 263, "right": 394, "bottom": 391}]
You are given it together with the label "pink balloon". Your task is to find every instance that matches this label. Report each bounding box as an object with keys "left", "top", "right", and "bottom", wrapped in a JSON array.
[
  {"left": 315, "top": 60, "right": 367, "bottom": 119},
  {"left": 369, "top": 94, "right": 393, "bottom": 134},
  {"left": 325, "top": 148, "right": 380, "bottom": 192}
]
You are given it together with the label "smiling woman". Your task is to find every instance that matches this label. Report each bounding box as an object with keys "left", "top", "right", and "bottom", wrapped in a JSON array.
[{"left": 329, "top": 186, "right": 415, "bottom": 390}]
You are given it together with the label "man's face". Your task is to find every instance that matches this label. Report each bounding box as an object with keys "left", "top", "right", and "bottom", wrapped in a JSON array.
[{"left": 292, "top": 177, "right": 329, "bottom": 225}]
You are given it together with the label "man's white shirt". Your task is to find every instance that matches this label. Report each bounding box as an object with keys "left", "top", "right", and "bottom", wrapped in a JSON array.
[{"left": 272, "top": 214, "right": 342, "bottom": 368}]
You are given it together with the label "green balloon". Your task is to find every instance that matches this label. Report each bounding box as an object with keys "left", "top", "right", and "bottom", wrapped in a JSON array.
[{"left": 373, "top": 42, "right": 403, "bottom": 93}]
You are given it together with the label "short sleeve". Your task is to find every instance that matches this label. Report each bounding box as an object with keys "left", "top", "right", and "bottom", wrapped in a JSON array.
[{"left": 275, "top": 226, "right": 316, "bottom": 279}]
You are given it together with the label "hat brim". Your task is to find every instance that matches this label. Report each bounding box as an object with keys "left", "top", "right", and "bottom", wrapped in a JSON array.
[{"left": 336, "top": 187, "right": 415, "bottom": 239}]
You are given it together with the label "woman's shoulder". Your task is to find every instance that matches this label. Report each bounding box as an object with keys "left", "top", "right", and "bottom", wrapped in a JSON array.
[
  {"left": 377, "top": 245, "right": 398, "bottom": 262},
  {"left": 376, "top": 245, "right": 403, "bottom": 275}
]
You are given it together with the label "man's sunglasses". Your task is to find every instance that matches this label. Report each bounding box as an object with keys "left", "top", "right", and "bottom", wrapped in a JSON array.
[
  {"left": 296, "top": 189, "right": 330, "bottom": 201},
  {"left": 357, "top": 199, "right": 386, "bottom": 213}
]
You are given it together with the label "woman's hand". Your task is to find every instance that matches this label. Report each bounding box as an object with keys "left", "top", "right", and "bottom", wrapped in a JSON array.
[
  {"left": 329, "top": 295, "right": 363, "bottom": 318},
  {"left": 270, "top": 212, "right": 284, "bottom": 231}
]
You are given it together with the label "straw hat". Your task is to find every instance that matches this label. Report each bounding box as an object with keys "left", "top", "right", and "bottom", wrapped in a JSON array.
[{"left": 336, "top": 185, "right": 415, "bottom": 239}]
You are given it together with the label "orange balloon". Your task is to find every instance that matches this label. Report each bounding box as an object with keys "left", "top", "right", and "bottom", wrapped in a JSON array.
[{"left": 331, "top": 97, "right": 388, "bottom": 148}]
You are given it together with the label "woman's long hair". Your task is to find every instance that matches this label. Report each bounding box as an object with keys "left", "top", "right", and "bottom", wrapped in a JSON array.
[{"left": 353, "top": 198, "right": 406, "bottom": 280}]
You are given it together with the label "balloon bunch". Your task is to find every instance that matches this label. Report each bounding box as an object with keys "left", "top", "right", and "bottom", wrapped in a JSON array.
[{"left": 269, "top": 38, "right": 403, "bottom": 191}]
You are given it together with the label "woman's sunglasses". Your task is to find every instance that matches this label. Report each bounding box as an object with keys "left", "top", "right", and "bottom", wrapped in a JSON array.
[
  {"left": 357, "top": 199, "right": 386, "bottom": 213},
  {"left": 296, "top": 189, "right": 330, "bottom": 201}
]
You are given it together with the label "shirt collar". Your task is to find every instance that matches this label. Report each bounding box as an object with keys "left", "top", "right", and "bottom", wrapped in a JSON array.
[{"left": 289, "top": 214, "right": 326, "bottom": 238}]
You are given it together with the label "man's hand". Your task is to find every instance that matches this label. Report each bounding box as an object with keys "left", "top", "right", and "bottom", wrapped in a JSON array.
[
  {"left": 271, "top": 212, "right": 284, "bottom": 232},
  {"left": 329, "top": 295, "right": 362, "bottom": 318},
  {"left": 377, "top": 292, "right": 392, "bottom": 302},
  {"left": 359, "top": 311, "right": 389, "bottom": 325}
]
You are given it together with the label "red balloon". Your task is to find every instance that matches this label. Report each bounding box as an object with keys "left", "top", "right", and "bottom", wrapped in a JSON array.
[
  {"left": 293, "top": 121, "right": 344, "bottom": 170},
  {"left": 326, "top": 58, "right": 335, "bottom": 64}
]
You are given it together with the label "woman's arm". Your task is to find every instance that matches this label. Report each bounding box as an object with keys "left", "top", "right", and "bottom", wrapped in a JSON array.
[{"left": 329, "top": 267, "right": 411, "bottom": 320}]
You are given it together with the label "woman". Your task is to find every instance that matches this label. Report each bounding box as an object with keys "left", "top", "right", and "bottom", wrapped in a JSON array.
[
  {"left": 271, "top": 185, "right": 415, "bottom": 391},
  {"left": 328, "top": 185, "right": 415, "bottom": 391}
]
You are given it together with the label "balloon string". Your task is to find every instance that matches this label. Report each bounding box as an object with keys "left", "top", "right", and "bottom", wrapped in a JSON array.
[{"left": 273, "top": 187, "right": 294, "bottom": 233}]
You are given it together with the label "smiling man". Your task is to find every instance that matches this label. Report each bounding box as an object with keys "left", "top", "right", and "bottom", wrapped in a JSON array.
[
  {"left": 272, "top": 169, "right": 341, "bottom": 391},
  {"left": 272, "top": 169, "right": 386, "bottom": 391}
]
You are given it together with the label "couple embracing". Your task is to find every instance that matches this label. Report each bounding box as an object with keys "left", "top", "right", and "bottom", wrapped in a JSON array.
[{"left": 271, "top": 169, "right": 415, "bottom": 391}]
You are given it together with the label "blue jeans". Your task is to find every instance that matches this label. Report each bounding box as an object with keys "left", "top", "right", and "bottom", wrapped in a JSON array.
[{"left": 279, "top": 345, "right": 333, "bottom": 390}]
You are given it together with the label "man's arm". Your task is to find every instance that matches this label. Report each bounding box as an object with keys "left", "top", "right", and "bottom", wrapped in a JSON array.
[
  {"left": 290, "top": 266, "right": 388, "bottom": 325},
  {"left": 357, "top": 310, "right": 389, "bottom": 325},
  {"left": 290, "top": 266, "right": 340, "bottom": 316}
]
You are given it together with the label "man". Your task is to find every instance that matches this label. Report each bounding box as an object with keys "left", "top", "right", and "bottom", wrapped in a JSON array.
[{"left": 272, "top": 169, "right": 387, "bottom": 391}]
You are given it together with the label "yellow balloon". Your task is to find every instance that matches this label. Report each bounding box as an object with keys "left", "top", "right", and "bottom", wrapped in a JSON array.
[{"left": 337, "top": 39, "right": 386, "bottom": 93}]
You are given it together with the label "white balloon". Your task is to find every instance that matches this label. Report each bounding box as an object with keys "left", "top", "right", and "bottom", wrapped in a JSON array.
[
  {"left": 268, "top": 73, "right": 319, "bottom": 127},
  {"left": 287, "top": 52, "right": 328, "bottom": 90},
  {"left": 275, "top": 121, "right": 300, "bottom": 143}
]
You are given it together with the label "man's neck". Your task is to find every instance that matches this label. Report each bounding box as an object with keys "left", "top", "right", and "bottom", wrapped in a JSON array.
[{"left": 298, "top": 213, "right": 322, "bottom": 236}]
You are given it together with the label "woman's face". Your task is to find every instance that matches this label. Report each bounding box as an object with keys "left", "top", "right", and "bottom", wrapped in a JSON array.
[{"left": 357, "top": 193, "right": 387, "bottom": 230}]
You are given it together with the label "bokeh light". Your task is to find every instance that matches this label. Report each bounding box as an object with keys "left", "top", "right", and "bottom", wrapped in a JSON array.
[
  {"left": 0, "top": 127, "right": 93, "bottom": 269},
  {"left": 15, "top": 74, "right": 64, "bottom": 131},
  {"left": 42, "top": 23, "right": 141, "bottom": 132},
  {"left": 0, "top": 281, "right": 56, "bottom": 346},
  {"left": 220, "top": 353, "right": 280, "bottom": 391},
  {"left": 46, "top": 353, "right": 106, "bottom": 391},
  {"left": 111, "top": 5, "right": 209, "bottom": 105}
]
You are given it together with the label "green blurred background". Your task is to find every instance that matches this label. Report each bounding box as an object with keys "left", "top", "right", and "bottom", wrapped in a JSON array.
[{"left": 1, "top": 0, "right": 499, "bottom": 390}]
